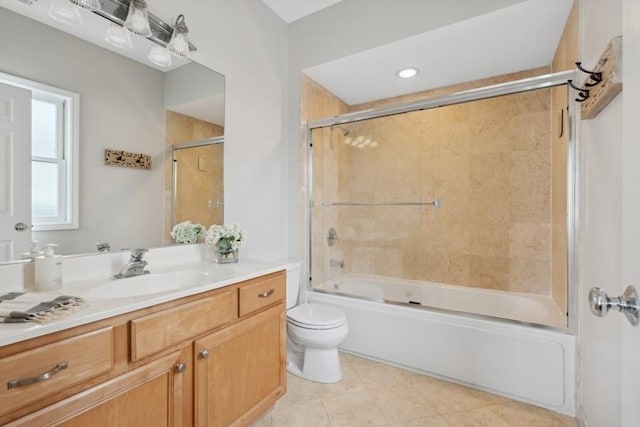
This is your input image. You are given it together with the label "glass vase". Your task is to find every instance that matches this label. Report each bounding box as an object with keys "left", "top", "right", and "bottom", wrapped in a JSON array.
[{"left": 212, "top": 245, "right": 239, "bottom": 264}]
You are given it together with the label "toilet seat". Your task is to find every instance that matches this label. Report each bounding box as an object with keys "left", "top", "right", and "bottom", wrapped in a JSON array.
[{"left": 287, "top": 303, "right": 346, "bottom": 330}]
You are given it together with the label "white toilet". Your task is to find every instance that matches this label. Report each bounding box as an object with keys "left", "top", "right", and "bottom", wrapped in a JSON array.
[{"left": 286, "top": 264, "right": 349, "bottom": 383}]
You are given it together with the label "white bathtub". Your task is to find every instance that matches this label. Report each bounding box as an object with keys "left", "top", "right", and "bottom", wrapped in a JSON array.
[
  {"left": 309, "top": 274, "right": 576, "bottom": 415},
  {"left": 315, "top": 274, "right": 567, "bottom": 327}
]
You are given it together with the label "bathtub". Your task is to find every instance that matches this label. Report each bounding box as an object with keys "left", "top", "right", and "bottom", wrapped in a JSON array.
[{"left": 309, "top": 274, "right": 576, "bottom": 415}]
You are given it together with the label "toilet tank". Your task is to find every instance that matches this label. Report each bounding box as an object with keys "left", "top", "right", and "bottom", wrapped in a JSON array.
[{"left": 286, "top": 263, "right": 302, "bottom": 309}]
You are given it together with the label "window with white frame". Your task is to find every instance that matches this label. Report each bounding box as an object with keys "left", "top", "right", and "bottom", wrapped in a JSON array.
[
  {"left": 31, "top": 88, "right": 78, "bottom": 230},
  {"left": 0, "top": 72, "right": 79, "bottom": 231}
]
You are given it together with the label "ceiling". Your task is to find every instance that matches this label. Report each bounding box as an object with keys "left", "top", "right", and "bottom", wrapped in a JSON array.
[
  {"left": 302, "top": 0, "right": 574, "bottom": 105},
  {"left": 261, "top": 0, "right": 344, "bottom": 23}
]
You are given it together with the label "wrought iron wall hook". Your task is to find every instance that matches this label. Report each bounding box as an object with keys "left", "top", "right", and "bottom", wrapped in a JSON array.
[
  {"left": 576, "top": 62, "right": 603, "bottom": 87},
  {"left": 568, "top": 80, "right": 590, "bottom": 102}
]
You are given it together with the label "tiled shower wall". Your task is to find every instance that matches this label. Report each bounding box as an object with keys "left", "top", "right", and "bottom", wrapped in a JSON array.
[
  {"left": 306, "top": 67, "right": 568, "bottom": 298},
  {"left": 301, "top": 76, "right": 349, "bottom": 286},
  {"left": 335, "top": 87, "right": 553, "bottom": 294},
  {"left": 163, "top": 111, "right": 224, "bottom": 243}
]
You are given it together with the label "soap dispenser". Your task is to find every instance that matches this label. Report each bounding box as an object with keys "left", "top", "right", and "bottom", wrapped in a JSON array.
[
  {"left": 22, "top": 241, "right": 43, "bottom": 261},
  {"left": 34, "top": 243, "right": 63, "bottom": 291}
]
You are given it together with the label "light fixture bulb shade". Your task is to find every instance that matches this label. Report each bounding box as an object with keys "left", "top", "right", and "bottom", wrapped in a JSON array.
[
  {"left": 148, "top": 46, "right": 172, "bottom": 68},
  {"left": 49, "top": 0, "right": 83, "bottom": 25},
  {"left": 124, "top": 0, "right": 152, "bottom": 37},
  {"left": 69, "top": 0, "right": 101, "bottom": 12},
  {"left": 167, "top": 14, "right": 190, "bottom": 57},
  {"left": 105, "top": 24, "right": 133, "bottom": 49}
]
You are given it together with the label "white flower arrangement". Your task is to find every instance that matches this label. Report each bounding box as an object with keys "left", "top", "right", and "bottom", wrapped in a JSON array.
[
  {"left": 205, "top": 224, "right": 246, "bottom": 255},
  {"left": 170, "top": 221, "right": 206, "bottom": 244}
]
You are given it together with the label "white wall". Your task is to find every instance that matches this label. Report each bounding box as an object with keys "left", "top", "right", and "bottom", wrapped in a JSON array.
[
  {"left": 164, "top": 62, "right": 225, "bottom": 126},
  {"left": 0, "top": 8, "right": 166, "bottom": 256},
  {"left": 578, "top": 0, "right": 623, "bottom": 425},
  {"left": 158, "top": 0, "right": 289, "bottom": 261}
]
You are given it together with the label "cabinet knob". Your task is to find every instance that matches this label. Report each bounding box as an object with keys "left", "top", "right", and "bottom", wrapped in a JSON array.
[
  {"left": 200, "top": 349, "right": 209, "bottom": 359},
  {"left": 175, "top": 362, "right": 187, "bottom": 373}
]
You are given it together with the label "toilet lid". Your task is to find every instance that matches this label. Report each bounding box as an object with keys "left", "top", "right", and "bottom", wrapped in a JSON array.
[{"left": 287, "top": 303, "right": 346, "bottom": 329}]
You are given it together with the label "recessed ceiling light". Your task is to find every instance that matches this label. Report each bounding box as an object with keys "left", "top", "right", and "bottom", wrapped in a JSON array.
[{"left": 396, "top": 67, "right": 419, "bottom": 79}]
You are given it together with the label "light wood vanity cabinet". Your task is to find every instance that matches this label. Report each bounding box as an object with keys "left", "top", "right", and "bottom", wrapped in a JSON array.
[
  {"left": 0, "top": 270, "right": 286, "bottom": 426},
  {"left": 195, "top": 305, "right": 286, "bottom": 426}
]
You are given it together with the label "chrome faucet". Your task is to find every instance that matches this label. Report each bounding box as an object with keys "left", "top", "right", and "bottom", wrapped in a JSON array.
[{"left": 114, "top": 249, "right": 150, "bottom": 279}]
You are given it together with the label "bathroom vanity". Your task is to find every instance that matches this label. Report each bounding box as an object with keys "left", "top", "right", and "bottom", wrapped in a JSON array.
[{"left": 0, "top": 256, "right": 286, "bottom": 426}]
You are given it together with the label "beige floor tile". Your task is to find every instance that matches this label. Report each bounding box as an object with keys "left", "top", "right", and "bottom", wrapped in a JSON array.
[
  {"left": 278, "top": 352, "right": 576, "bottom": 427},
  {"left": 261, "top": 394, "right": 331, "bottom": 427},
  {"left": 384, "top": 414, "right": 452, "bottom": 426},
  {"left": 485, "top": 402, "right": 578, "bottom": 427},
  {"left": 286, "top": 365, "right": 366, "bottom": 398},
  {"left": 442, "top": 401, "right": 578, "bottom": 427},
  {"left": 368, "top": 383, "right": 438, "bottom": 422},
  {"left": 322, "top": 391, "right": 389, "bottom": 426},
  {"left": 351, "top": 356, "right": 415, "bottom": 390},
  {"left": 409, "top": 375, "right": 505, "bottom": 414},
  {"left": 441, "top": 406, "right": 511, "bottom": 427}
]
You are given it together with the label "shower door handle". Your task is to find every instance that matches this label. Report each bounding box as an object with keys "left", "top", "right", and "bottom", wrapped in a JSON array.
[{"left": 588, "top": 286, "right": 639, "bottom": 326}]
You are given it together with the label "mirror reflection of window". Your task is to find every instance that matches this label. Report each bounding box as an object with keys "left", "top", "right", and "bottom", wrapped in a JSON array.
[
  {"left": 32, "top": 95, "right": 64, "bottom": 219},
  {"left": 29, "top": 85, "right": 78, "bottom": 231}
]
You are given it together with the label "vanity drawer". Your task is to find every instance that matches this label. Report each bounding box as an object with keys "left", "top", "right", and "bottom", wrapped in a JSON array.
[
  {"left": 130, "top": 290, "right": 233, "bottom": 361},
  {"left": 0, "top": 327, "right": 114, "bottom": 418},
  {"left": 238, "top": 272, "right": 286, "bottom": 317}
]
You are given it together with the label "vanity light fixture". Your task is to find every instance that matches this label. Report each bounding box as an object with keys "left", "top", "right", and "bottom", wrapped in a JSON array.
[
  {"left": 124, "top": 0, "right": 151, "bottom": 37},
  {"left": 49, "top": 0, "right": 83, "bottom": 24},
  {"left": 105, "top": 23, "right": 133, "bottom": 49},
  {"left": 69, "top": 0, "right": 102, "bottom": 12},
  {"left": 167, "top": 14, "right": 189, "bottom": 57},
  {"left": 148, "top": 46, "right": 172, "bottom": 67},
  {"left": 396, "top": 67, "right": 419, "bottom": 79}
]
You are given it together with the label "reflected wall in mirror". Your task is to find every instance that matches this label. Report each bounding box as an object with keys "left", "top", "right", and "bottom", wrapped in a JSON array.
[{"left": 0, "top": 3, "right": 225, "bottom": 262}]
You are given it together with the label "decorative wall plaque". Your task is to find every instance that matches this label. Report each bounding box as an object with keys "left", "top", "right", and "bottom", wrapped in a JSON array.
[
  {"left": 581, "top": 36, "right": 622, "bottom": 120},
  {"left": 104, "top": 149, "right": 151, "bottom": 170}
]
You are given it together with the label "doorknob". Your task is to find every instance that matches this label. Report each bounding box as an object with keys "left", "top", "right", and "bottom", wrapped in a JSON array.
[
  {"left": 588, "top": 286, "right": 639, "bottom": 326},
  {"left": 14, "top": 222, "right": 28, "bottom": 231}
]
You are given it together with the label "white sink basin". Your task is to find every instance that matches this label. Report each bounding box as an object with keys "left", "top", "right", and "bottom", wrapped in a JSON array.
[{"left": 82, "top": 270, "right": 211, "bottom": 299}]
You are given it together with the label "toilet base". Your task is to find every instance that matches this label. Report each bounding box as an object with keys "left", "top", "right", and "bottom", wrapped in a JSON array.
[{"left": 286, "top": 346, "right": 342, "bottom": 383}]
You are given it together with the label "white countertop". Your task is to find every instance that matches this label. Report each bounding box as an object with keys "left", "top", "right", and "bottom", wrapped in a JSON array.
[{"left": 0, "top": 259, "right": 287, "bottom": 347}]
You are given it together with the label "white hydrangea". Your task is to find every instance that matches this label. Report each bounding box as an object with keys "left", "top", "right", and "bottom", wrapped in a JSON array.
[
  {"left": 170, "top": 221, "right": 206, "bottom": 244},
  {"left": 205, "top": 223, "right": 247, "bottom": 252}
]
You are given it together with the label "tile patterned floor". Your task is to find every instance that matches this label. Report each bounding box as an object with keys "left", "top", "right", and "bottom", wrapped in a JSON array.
[{"left": 254, "top": 352, "right": 577, "bottom": 427}]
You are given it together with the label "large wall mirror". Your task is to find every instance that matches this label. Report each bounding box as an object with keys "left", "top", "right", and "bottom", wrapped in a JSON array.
[{"left": 0, "top": 1, "right": 225, "bottom": 262}]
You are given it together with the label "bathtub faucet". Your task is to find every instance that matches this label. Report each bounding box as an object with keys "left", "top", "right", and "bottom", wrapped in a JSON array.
[{"left": 329, "top": 259, "right": 344, "bottom": 268}]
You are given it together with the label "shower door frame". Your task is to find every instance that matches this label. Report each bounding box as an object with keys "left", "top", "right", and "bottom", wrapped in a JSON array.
[
  {"left": 305, "top": 69, "right": 579, "bottom": 332},
  {"left": 171, "top": 135, "right": 225, "bottom": 229}
]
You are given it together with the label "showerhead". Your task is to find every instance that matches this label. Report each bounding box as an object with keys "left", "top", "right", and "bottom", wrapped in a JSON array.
[{"left": 333, "top": 126, "right": 351, "bottom": 137}]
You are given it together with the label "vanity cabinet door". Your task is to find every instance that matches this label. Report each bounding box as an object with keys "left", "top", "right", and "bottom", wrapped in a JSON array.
[
  {"left": 194, "top": 303, "right": 286, "bottom": 427},
  {"left": 8, "top": 350, "right": 188, "bottom": 427}
]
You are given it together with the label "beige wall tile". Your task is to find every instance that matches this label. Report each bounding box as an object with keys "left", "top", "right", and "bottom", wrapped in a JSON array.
[
  {"left": 164, "top": 111, "right": 224, "bottom": 243},
  {"left": 509, "top": 223, "right": 551, "bottom": 261},
  {"left": 509, "top": 258, "right": 552, "bottom": 295},
  {"left": 469, "top": 255, "right": 510, "bottom": 290},
  {"left": 470, "top": 221, "right": 509, "bottom": 257},
  {"left": 509, "top": 150, "right": 551, "bottom": 223}
]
